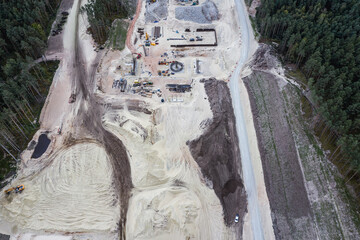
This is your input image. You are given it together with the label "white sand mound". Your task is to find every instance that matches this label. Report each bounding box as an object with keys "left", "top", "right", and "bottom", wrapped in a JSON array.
[
  {"left": 0, "top": 143, "right": 119, "bottom": 233},
  {"left": 102, "top": 81, "right": 233, "bottom": 239}
]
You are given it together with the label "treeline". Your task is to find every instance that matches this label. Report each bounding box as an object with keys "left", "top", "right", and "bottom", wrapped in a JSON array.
[
  {"left": 81, "top": 0, "right": 136, "bottom": 45},
  {"left": 256, "top": 1, "right": 360, "bottom": 185},
  {"left": 0, "top": 0, "right": 61, "bottom": 181}
]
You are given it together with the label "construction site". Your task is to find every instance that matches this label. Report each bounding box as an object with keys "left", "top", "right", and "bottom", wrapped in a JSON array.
[
  {"left": 0, "top": 0, "right": 273, "bottom": 239},
  {"left": 2, "top": 0, "right": 359, "bottom": 239},
  {"left": 97, "top": 0, "right": 241, "bottom": 103}
]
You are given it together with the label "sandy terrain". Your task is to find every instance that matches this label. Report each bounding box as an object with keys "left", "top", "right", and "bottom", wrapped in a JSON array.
[
  {"left": 0, "top": 0, "right": 122, "bottom": 238},
  {"left": 0, "top": 142, "right": 119, "bottom": 233},
  {"left": 95, "top": 1, "right": 250, "bottom": 238},
  {"left": 0, "top": 0, "right": 276, "bottom": 239},
  {"left": 102, "top": 80, "right": 233, "bottom": 239}
]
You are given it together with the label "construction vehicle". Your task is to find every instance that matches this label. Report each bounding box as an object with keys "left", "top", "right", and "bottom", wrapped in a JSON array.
[
  {"left": 158, "top": 60, "right": 170, "bottom": 65},
  {"left": 132, "top": 53, "right": 142, "bottom": 59},
  {"left": 4, "top": 187, "right": 14, "bottom": 195},
  {"left": 4, "top": 184, "right": 25, "bottom": 195},
  {"left": 133, "top": 80, "right": 141, "bottom": 87},
  {"left": 143, "top": 81, "right": 153, "bottom": 86},
  {"left": 15, "top": 185, "right": 25, "bottom": 193},
  {"left": 58, "top": 122, "right": 63, "bottom": 134},
  {"left": 235, "top": 214, "right": 239, "bottom": 223},
  {"left": 192, "top": 0, "right": 199, "bottom": 5}
]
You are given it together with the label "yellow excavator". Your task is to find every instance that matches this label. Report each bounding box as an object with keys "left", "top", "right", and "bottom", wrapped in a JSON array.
[{"left": 4, "top": 184, "right": 25, "bottom": 195}]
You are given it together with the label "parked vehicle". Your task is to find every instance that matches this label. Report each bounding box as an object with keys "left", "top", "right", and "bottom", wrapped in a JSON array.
[{"left": 235, "top": 214, "right": 239, "bottom": 223}]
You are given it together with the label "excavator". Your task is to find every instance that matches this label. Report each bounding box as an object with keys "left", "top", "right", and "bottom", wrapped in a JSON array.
[
  {"left": 145, "top": 32, "right": 152, "bottom": 46},
  {"left": 4, "top": 184, "right": 25, "bottom": 195}
]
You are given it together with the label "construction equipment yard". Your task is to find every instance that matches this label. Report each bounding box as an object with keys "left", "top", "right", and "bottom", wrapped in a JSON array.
[{"left": 0, "top": 0, "right": 275, "bottom": 239}]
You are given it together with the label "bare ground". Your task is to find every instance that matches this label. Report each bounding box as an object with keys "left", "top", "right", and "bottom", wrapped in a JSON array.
[
  {"left": 66, "top": 14, "right": 134, "bottom": 238},
  {"left": 243, "top": 44, "right": 360, "bottom": 239},
  {"left": 243, "top": 45, "right": 315, "bottom": 239},
  {"left": 188, "top": 78, "right": 247, "bottom": 236},
  {"left": 46, "top": 0, "right": 75, "bottom": 56}
]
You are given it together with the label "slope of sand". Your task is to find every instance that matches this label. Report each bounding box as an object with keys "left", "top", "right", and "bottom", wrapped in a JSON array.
[
  {"left": 0, "top": 143, "right": 119, "bottom": 233},
  {"left": 102, "top": 80, "right": 235, "bottom": 239},
  {"left": 238, "top": 79, "right": 275, "bottom": 239}
]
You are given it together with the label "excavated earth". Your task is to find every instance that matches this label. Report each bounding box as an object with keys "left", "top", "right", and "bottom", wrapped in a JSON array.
[
  {"left": 188, "top": 79, "right": 247, "bottom": 230},
  {"left": 242, "top": 44, "right": 360, "bottom": 239},
  {"left": 243, "top": 45, "right": 314, "bottom": 239}
]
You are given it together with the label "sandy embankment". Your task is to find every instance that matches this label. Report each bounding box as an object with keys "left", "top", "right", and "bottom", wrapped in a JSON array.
[
  {"left": 238, "top": 77, "right": 275, "bottom": 240},
  {"left": 230, "top": 0, "right": 274, "bottom": 239},
  {"left": 0, "top": 0, "right": 120, "bottom": 237},
  {"left": 102, "top": 80, "right": 234, "bottom": 239},
  {"left": 0, "top": 142, "right": 119, "bottom": 233}
]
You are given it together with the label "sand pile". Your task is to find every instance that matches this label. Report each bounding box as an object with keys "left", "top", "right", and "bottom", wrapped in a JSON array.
[
  {"left": 145, "top": 0, "right": 169, "bottom": 23},
  {"left": 0, "top": 143, "right": 119, "bottom": 233},
  {"left": 202, "top": 1, "right": 219, "bottom": 21},
  {"left": 175, "top": 0, "right": 219, "bottom": 23},
  {"left": 102, "top": 81, "right": 232, "bottom": 239}
]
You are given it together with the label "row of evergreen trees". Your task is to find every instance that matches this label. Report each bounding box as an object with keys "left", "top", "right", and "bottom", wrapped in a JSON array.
[
  {"left": 0, "top": 0, "right": 61, "bottom": 180},
  {"left": 256, "top": 1, "right": 360, "bottom": 189},
  {"left": 81, "top": 0, "right": 135, "bottom": 44}
]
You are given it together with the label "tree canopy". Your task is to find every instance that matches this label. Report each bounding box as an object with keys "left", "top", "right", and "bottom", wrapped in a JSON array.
[
  {"left": 81, "top": 0, "right": 134, "bottom": 44},
  {"left": 256, "top": 0, "right": 360, "bottom": 179},
  {"left": 0, "top": 0, "right": 61, "bottom": 181}
]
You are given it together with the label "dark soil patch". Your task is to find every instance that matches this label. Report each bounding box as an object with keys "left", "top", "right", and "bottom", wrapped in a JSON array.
[
  {"left": 0, "top": 233, "right": 10, "bottom": 240},
  {"left": 188, "top": 79, "right": 247, "bottom": 233}
]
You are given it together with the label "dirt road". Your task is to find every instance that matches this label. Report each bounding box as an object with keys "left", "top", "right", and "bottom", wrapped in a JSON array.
[
  {"left": 0, "top": 0, "right": 133, "bottom": 238},
  {"left": 69, "top": 3, "right": 133, "bottom": 238},
  {"left": 125, "top": 0, "right": 142, "bottom": 53},
  {"left": 230, "top": 0, "right": 274, "bottom": 239}
]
